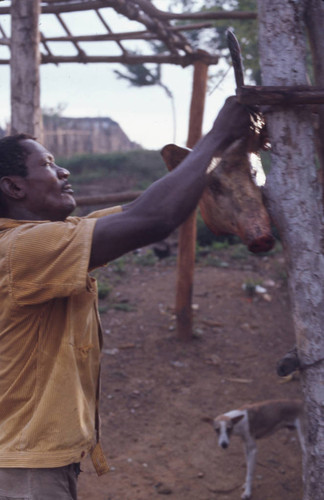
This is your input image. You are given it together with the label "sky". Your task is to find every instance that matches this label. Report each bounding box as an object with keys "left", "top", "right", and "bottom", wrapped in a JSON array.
[{"left": 0, "top": 1, "right": 236, "bottom": 150}]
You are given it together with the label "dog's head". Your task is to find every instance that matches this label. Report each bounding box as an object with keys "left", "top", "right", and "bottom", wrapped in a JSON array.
[{"left": 213, "top": 414, "right": 244, "bottom": 449}]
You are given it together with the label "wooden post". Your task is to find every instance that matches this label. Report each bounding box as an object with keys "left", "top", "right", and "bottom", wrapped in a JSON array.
[
  {"left": 175, "top": 56, "right": 208, "bottom": 341},
  {"left": 10, "top": 0, "right": 43, "bottom": 141}
]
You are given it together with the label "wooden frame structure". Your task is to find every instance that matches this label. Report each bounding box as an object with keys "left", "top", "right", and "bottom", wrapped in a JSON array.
[
  {"left": 0, "top": 1, "right": 257, "bottom": 67},
  {"left": 2, "top": 1, "right": 324, "bottom": 342},
  {"left": 1, "top": 0, "right": 259, "bottom": 341}
]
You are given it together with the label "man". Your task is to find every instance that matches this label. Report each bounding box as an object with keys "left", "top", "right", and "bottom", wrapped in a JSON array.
[{"left": 0, "top": 97, "right": 251, "bottom": 499}]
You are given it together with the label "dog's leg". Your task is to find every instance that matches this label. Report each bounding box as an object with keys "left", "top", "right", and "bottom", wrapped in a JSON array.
[{"left": 242, "top": 437, "right": 257, "bottom": 499}]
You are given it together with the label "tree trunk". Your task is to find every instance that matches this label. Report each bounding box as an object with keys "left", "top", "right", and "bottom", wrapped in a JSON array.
[
  {"left": 304, "top": 0, "right": 324, "bottom": 196},
  {"left": 257, "top": 1, "right": 324, "bottom": 498},
  {"left": 10, "top": 0, "right": 42, "bottom": 140}
]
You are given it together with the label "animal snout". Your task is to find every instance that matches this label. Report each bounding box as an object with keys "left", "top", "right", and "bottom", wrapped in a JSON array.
[
  {"left": 247, "top": 234, "right": 275, "bottom": 254},
  {"left": 220, "top": 441, "right": 228, "bottom": 449}
]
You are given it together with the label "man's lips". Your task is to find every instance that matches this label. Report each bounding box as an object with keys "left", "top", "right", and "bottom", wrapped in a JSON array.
[{"left": 62, "top": 184, "right": 74, "bottom": 194}]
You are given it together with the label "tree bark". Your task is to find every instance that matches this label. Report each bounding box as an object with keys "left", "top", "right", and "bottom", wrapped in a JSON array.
[
  {"left": 10, "top": 0, "right": 42, "bottom": 140},
  {"left": 257, "top": 1, "right": 324, "bottom": 498},
  {"left": 304, "top": 0, "right": 324, "bottom": 195}
]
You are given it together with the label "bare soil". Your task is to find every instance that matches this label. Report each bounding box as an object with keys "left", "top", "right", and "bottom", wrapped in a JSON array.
[{"left": 77, "top": 243, "right": 303, "bottom": 500}]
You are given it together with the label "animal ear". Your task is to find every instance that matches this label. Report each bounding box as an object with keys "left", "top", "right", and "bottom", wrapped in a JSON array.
[
  {"left": 231, "top": 414, "right": 244, "bottom": 425},
  {"left": 160, "top": 144, "right": 191, "bottom": 172},
  {"left": 0, "top": 176, "right": 26, "bottom": 200}
]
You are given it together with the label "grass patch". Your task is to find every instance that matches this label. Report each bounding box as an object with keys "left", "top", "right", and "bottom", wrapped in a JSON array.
[
  {"left": 112, "top": 302, "right": 137, "bottom": 312},
  {"left": 133, "top": 249, "right": 158, "bottom": 267},
  {"left": 97, "top": 280, "right": 112, "bottom": 300}
]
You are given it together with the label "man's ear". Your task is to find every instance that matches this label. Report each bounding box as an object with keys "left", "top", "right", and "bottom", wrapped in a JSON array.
[{"left": 0, "top": 176, "right": 26, "bottom": 200}]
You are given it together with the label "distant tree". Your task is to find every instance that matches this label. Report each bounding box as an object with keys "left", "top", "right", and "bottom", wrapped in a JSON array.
[
  {"left": 42, "top": 102, "right": 67, "bottom": 119},
  {"left": 114, "top": 60, "right": 176, "bottom": 142},
  {"left": 113, "top": 1, "right": 259, "bottom": 142},
  {"left": 169, "top": 0, "right": 259, "bottom": 84}
]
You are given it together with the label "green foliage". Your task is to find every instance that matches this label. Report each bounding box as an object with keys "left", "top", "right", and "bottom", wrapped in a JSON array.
[
  {"left": 97, "top": 280, "right": 112, "bottom": 300},
  {"left": 197, "top": 252, "right": 229, "bottom": 268},
  {"left": 229, "top": 243, "right": 250, "bottom": 260},
  {"left": 42, "top": 102, "right": 67, "bottom": 119},
  {"left": 58, "top": 149, "right": 168, "bottom": 190},
  {"left": 112, "top": 302, "right": 137, "bottom": 312},
  {"left": 114, "top": 63, "right": 162, "bottom": 87},
  {"left": 172, "top": 0, "right": 260, "bottom": 84},
  {"left": 243, "top": 276, "right": 262, "bottom": 288},
  {"left": 242, "top": 277, "right": 263, "bottom": 297},
  {"left": 98, "top": 305, "right": 109, "bottom": 314},
  {"left": 133, "top": 249, "right": 158, "bottom": 267},
  {"left": 110, "top": 256, "right": 127, "bottom": 276},
  {"left": 169, "top": 0, "right": 314, "bottom": 87}
]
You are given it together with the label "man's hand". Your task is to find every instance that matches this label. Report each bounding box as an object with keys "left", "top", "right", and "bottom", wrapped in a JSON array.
[{"left": 211, "top": 96, "right": 252, "bottom": 152}]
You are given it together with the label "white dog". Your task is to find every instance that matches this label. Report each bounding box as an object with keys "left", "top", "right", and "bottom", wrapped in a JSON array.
[{"left": 210, "top": 399, "right": 305, "bottom": 499}]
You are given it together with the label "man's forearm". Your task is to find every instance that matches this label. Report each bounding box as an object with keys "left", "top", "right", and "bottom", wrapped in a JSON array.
[
  {"left": 123, "top": 96, "right": 252, "bottom": 233},
  {"left": 124, "top": 129, "right": 223, "bottom": 232},
  {"left": 90, "top": 97, "right": 252, "bottom": 267}
]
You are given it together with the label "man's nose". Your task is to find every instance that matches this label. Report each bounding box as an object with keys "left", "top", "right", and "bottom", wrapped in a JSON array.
[{"left": 56, "top": 166, "right": 70, "bottom": 179}]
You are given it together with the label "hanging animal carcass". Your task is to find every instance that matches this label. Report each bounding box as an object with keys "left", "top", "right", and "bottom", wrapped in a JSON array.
[{"left": 161, "top": 135, "right": 275, "bottom": 254}]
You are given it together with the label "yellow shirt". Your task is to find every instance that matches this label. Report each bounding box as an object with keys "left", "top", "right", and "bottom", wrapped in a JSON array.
[{"left": 0, "top": 206, "right": 121, "bottom": 470}]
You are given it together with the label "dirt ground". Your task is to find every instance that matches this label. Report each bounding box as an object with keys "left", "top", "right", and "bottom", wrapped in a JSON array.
[{"left": 75, "top": 241, "right": 303, "bottom": 500}]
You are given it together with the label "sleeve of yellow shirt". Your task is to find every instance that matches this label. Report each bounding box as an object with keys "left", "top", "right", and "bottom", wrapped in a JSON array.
[
  {"left": 83, "top": 205, "right": 122, "bottom": 219},
  {"left": 9, "top": 217, "right": 96, "bottom": 306}
]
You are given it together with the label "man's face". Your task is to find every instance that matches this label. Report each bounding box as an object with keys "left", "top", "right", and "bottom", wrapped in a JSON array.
[{"left": 20, "top": 139, "right": 76, "bottom": 221}]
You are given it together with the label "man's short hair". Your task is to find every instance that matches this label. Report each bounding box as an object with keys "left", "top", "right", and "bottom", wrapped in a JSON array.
[{"left": 0, "top": 133, "right": 35, "bottom": 179}]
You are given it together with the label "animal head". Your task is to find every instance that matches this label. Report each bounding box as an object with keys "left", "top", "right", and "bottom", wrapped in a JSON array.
[
  {"left": 160, "top": 142, "right": 275, "bottom": 254},
  {"left": 213, "top": 414, "right": 244, "bottom": 449}
]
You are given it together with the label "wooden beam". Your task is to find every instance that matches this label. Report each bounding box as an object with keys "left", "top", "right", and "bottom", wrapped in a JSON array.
[
  {"left": 0, "top": 53, "right": 219, "bottom": 66},
  {"left": 0, "top": 1, "right": 107, "bottom": 14},
  {"left": 153, "top": 10, "right": 257, "bottom": 21},
  {"left": 0, "top": 1, "right": 257, "bottom": 19},
  {"left": 0, "top": 38, "right": 10, "bottom": 46},
  {"left": 237, "top": 85, "right": 324, "bottom": 105},
  {"left": 36, "top": 52, "right": 218, "bottom": 67},
  {"left": 95, "top": 8, "right": 127, "bottom": 56},
  {"left": 10, "top": 0, "right": 43, "bottom": 140},
  {"left": 134, "top": 0, "right": 256, "bottom": 21},
  {"left": 55, "top": 12, "right": 86, "bottom": 58},
  {"left": 41, "top": 22, "right": 214, "bottom": 43},
  {"left": 175, "top": 53, "right": 208, "bottom": 341}
]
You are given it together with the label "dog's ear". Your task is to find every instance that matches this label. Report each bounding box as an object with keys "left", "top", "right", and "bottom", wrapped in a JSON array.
[
  {"left": 231, "top": 414, "right": 244, "bottom": 425},
  {"left": 160, "top": 144, "right": 191, "bottom": 172}
]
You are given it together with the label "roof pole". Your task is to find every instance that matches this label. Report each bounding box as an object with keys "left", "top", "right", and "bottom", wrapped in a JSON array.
[{"left": 10, "top": 0, "right": 43, "bottom": 141}]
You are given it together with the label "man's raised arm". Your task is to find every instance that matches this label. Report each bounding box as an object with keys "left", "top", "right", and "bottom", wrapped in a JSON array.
[{"left": 89, "top": 97, "right": 251, "bottom": 269}]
